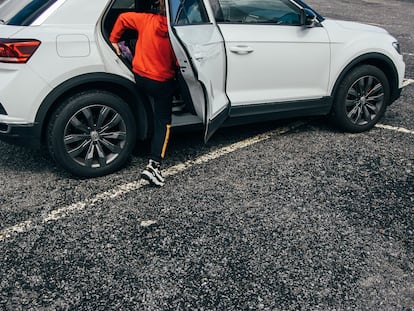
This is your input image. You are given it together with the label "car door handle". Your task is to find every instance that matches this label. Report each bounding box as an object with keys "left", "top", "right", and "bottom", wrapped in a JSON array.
[
  {"left": 194, "top": 53, "right": 205, "bottom": 61},
  {"left": 229, "top": 45, "right": 254, "bottom": 55}
]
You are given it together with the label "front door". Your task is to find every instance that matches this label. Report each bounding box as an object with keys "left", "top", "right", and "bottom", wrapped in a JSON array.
[
  {"left": 212, "top": 0, "right": 331, "bottom": 106},
  {"left": 167, "top": 0, "right": 229, "bottom": 142}
]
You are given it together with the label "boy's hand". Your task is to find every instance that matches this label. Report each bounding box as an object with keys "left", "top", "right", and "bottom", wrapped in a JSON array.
[{"left": 111, "top": 42, "right": 121, "bottom": 56}]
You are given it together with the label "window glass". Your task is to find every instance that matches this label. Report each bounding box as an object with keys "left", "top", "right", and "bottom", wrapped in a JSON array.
[
  {"left": 111, "top": 0, "right": 135, "bottom": 9},
  {"left": 170, "top": 0, "right": 209, "bottom": 25},
  {"left": 215, "top": 0, "right": 302, "bottom": 25},
  {"left": 0, "top": 0, "right": 56, "bottom": 26}
]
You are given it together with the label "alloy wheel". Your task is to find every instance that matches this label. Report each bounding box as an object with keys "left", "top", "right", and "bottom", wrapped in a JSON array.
[
  {"left": 345, "top": 75, "right": 384, "bottom": 126},
  {"left": 63, "top": 104, "right": 127, "bottom": 168}
]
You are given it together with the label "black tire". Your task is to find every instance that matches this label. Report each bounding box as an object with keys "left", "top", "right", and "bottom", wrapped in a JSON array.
[
  {"left": 47, "top": 90, "right": 136, "bottom": 177},
  {"left": 332, "top": 64, "right": 390, "bottom": 132}
]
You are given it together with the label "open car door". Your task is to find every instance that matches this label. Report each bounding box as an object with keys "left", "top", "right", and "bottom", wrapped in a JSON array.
[{"left": 167, "top": 0, "right": 230, "bottom": 142}]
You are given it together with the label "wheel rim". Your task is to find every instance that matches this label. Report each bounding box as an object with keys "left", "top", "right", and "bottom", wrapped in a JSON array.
[
  {"left": 345, "top": 75, "right": 384, "bottom": 126},
  {"left": 63, "top": 105, "right": 128, "bottom": 168}
]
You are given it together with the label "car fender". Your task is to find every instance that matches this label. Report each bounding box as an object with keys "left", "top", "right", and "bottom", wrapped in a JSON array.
[
  {"left": 330, "top": 52, "right": 401, "bottom": 103},
  {"left": 35, "top": 72, "right": 151, "bottom": 143},
  {"left": 322, "top": 19, "right": 405, "bottom": 100}
]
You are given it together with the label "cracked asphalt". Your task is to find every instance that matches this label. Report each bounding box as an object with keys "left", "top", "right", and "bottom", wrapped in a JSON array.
[{"left": 0, "top": 0, "right": 413, "bottom": 310}]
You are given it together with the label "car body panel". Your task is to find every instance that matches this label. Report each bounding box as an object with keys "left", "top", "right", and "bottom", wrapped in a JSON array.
[
  {"left": 0, "top": 25, "right": 25, "bottom": 38},
  {"left": 39, "top": 0, "right": 106, "bottom": 26},
  {"left": 218, "top": 23, "right": 331, "bottom": 105},
  {"left": 1, "top": 24, "right": 107, "bottom": 123},
  {"left": 322, "top": 19, "right": 405, "bottom": 92},
  {"left": 0, "top": 60, "right": 50, "bottom": 123}
]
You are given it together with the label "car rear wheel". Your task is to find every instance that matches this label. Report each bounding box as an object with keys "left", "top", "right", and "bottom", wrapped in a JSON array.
[
  {"left": 47, "top": 90, "right": 136, "bottom": 177},
  {"left": 332, "top": 65, "right": 390, "bottom": 132}
]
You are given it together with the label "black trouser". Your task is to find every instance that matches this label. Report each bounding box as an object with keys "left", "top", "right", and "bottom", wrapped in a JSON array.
[{"left": 134, "top": 73, "right": 175, "bottom": 163}]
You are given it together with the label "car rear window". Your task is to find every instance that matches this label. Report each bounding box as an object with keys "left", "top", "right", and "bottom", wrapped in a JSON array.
[{"left": 0, "top": 0, "right": 57, "bottom": 26}]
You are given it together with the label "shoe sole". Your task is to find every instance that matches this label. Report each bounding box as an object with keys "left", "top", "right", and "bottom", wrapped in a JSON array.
[{"left": 141, "top": 170, "right": 165, "bottom": 187}]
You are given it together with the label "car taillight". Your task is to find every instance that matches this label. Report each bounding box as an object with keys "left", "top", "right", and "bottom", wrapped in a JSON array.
[{"left": 0, "top": 39, "right": 41, "bottom": 63}]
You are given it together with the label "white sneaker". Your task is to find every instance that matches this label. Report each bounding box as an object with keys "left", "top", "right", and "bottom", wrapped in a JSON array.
[{"left": 141, "top": 160, "right": 165, "bottom": 187}]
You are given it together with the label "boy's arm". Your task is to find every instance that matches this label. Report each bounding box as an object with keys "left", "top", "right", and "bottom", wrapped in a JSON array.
[{"left": 109, "top": 12, "right": 141, "bottom": 47}]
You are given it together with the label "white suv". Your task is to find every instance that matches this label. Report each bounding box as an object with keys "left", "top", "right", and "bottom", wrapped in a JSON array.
[{"left": 0, "top": 0, "right": 407, "bottom": 177}]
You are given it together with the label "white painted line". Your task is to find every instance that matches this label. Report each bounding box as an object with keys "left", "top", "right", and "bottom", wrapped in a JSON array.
[
  {"left": 140, "top": 220, "right": 158, "bottom": 227},
  {"left": 376, "top": 123, "right": 414, "bottom": 135},
  {"left": 0, "top": 121, "right": 305, "bottom": 242},
  {"left": 0, "top": 220, "right": 33, "bottom": 241},
  {"left": 402, "top": 78, "right": 414, "bottom": 88},
  {"left": 403, "top": 52, "right": 414, "bottom": 57},
  {"left": 1, "top": 121, "right": 411, "bottom": 241}
]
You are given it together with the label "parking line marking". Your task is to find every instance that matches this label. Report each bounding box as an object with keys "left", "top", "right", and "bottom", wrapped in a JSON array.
[
  {"left": 1, "top": 121, "right": 412, "bottom": 242},
  {"left": 0, "top": 220, "right": 33, "bottom": 242},
  {"left": 0, "top": 121, "right": 305, "bottom": 242},
  {"left": 376, "top": 123, "right": 414, "bottom": 135},
  {"left": 402, "top": 78, "right": 414, "bottom": 88}
]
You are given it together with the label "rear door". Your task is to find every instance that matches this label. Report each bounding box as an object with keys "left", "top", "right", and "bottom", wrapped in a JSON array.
[{"left": 167, "top": 0, "right": 229, "bottom": 142}]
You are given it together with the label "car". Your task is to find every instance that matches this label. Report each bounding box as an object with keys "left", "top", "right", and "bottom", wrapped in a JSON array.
[{"left": 0, "top": 0, "right": 407, "bottom": 177}]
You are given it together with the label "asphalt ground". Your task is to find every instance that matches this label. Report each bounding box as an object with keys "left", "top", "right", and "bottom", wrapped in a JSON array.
[{"left": 0, "top": 0, "right": 413, "bottom": 310}]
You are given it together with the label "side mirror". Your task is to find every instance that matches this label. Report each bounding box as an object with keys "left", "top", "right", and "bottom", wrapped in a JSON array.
[{"left": 301, "top": 8, "right": 319, "bottom": 28}]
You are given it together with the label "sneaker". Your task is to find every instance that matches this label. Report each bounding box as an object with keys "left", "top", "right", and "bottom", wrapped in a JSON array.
[{"left": 141, "top": 160, "right": 165, "bottom": 187}]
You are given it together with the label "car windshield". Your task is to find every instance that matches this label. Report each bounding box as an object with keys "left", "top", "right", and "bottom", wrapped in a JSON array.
[{"left": 0, "top": 0, "right": 57, "bottom": 26}]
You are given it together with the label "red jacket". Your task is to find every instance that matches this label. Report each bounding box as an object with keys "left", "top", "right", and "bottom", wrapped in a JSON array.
[{"left": 110, "top": 12, "right": 177, "bottom": 82}]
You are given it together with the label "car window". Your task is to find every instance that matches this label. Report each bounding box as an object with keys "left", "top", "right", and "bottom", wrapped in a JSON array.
[
  {"left": 213, "top": 0, "right": 302, "bottom": 25},
  {"left": 0, "top": 0, "right": 57, "bottom": 26},
  {"left": 170, "top": 0, "right": 210, "bottom": 25},
  {"left": 111, "top": 0, "right": 135, "bottom": 9}
]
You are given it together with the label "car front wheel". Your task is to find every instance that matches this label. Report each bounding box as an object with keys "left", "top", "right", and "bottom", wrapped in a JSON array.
[
  {"left": 332, "top": 64, "right": 390, "bottom": 132},
  {"left": 47, "top": 90, "right": 136, "bottom": 177}
]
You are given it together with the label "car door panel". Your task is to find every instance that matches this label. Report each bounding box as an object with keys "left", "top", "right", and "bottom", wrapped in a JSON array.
[
  {"left": 167, "top": 0, "right": 229, "bottom": 142},
  {"left": 219, "top": 24, "right": 331, "bottom": 106},
  {"left": 174, "top": 25, "right": 228, "bottom": 119}
]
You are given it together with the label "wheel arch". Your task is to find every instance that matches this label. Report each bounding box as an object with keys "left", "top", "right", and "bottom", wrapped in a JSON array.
[
  {"left": 330, "top": 53, "right": 400, "bottom": 107},
  {"left": 36, "top": 73, "right": 152, "bottom": 145}
]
